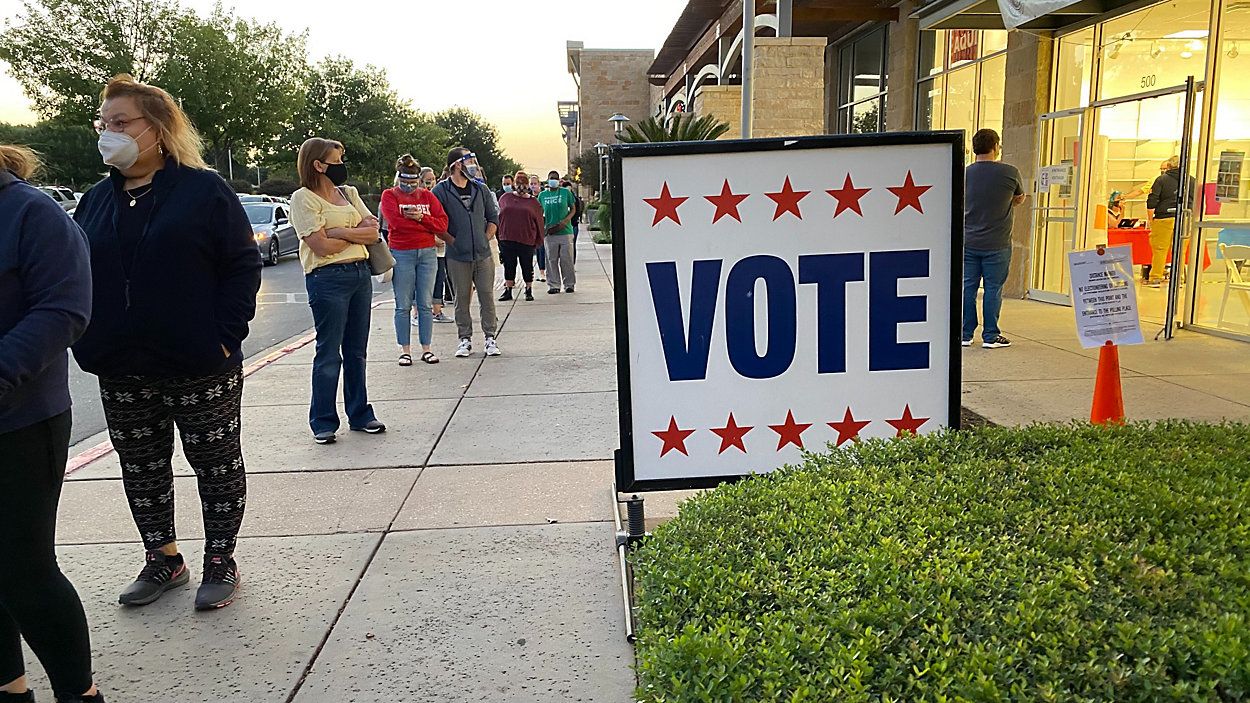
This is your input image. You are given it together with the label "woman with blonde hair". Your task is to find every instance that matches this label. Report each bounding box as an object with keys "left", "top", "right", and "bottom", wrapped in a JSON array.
[
  {"left": 288, "top": 137, "right": 387, "bottom": 443},
  {"left": 380, "top": 154, "right": 450, "bottom": 365},
  {"left": 1, "top": 145, "right": 104, "bottom": 702},
  {"left": 72, "top": 74, "right": 261, "bottom": 612}
]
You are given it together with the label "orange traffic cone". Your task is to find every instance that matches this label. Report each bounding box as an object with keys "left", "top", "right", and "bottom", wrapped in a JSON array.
[{"left": 1091, "top": 341, "right": 1125, "bottom": 425}]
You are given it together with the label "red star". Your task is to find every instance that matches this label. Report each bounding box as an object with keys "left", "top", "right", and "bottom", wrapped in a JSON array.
[
  {"left": 765, "top": 176, "right": 810, "bottom": 221},
  {"left": 710, "top": 413, "right": 753, "bottom": 454},
  {"left": 703, "top": 179, "right": 750, "bottom": 224},
  {"left": 652, "top": 416, "right": 696, "bottom": 457},
  {"left": 887, "top": 171, "right": 932, "bottom": 215},
  {"left": 769, "top": 410, "right": 812, "bottom": 451},
  {"left": 827, "top": 407, "right": 871, "bottom": 447},
  {"left": 886, "top": 405, "right": 930, "bottom": 437},
  {"left": 643, "top": 182, "right": 689, "bottom": 226},
  {"left": 826, "top": 174, "right": 872, "bottom": 218}
]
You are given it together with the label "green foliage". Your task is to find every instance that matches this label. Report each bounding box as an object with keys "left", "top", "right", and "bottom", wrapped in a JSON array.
[
  {"left": 0, "top": 120, "right": 103, "bottom": 189},
  {"left": 571, "top": 148, "right": 603, "bottom": 195},
  {"left": 594, "top": 200, "right": 612, "bottom": 241},
  {"left": 434, "top": 107, "right": 521, "bottom": 184},
  {"left": 225, "top": 178, "right": 254, "bottom": 194},
  {"left": 634, "top": 422, "right": 1250, "bottom": 702},
  {"left": 618, "top": 113, "right": 731, "bottom": 144},
  {"left": 257, "top": 178, "right": 299, "bottom": 197}
]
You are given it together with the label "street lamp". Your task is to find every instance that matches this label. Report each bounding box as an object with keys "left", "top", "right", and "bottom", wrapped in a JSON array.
[
  {"left": 609, "top": 112, "right": 630, "bottom": 141},
  {"left": 594, "top": 142, "right": 609, "bottom": 197}
]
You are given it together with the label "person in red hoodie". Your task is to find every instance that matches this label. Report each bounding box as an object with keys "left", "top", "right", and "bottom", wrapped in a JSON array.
[
  {"left": 496, "top": 170, "right": 545, "bottom": 301},
  {"left": 380, "top": 155, "right": 451, "bottom": 365}
]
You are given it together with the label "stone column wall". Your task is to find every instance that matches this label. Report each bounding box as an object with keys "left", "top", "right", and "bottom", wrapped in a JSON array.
[
  {"left": 693, "top": 85, "right": 743, "bottom": 139},
  {"left": 1001, "top": 31, "right": 1053, "bottom": 298},
  {"left": 751, "top": 37, "right": 827, "bottom": 138},
  {"left": 886, "top": 2, "right": 920, "bottom": 132},
  {"left": 575, "top": 49, "right": 656, "bottom": 164}
]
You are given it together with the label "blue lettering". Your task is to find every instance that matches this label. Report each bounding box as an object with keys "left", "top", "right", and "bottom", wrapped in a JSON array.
[
  {"left": 868, "top": 250, "right": 929, "bottom": 371},
  {"left": 647, "top": 260, "right": 722, "bottom": 381},
  {"left": 725, "top": 255, "right": 797, "bottom": 379},
  {"left": 798, "top": 253, "right": 864, "bottom": 374}
]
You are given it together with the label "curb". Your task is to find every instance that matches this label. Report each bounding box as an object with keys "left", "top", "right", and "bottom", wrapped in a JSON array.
[{"left": 64, "top": 298, "right": 394, "bottom": 476}]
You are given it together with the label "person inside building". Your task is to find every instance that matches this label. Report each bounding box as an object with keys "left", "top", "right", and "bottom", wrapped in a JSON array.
[
  {"left": 539, "top": 170, "right": 577, "bottom": 294},
  {"left": 962, "top": 128, "right": 1026, "bottom": 350},
  {"left": 1144, "top": 155, "right": 1195, "bottom": 288}
]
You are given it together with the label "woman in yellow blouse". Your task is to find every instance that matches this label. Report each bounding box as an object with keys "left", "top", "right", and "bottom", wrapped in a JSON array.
[{"left": 288, "top": 137, "right": 386, "bottom": 444}]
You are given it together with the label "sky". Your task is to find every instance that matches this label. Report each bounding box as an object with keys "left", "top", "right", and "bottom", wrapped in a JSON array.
[{"left": 0, "top": 0, "right": 686, "bottom": 171}]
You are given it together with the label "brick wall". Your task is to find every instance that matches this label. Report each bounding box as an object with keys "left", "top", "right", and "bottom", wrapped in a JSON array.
[
  {"left": 1001, "top": 31, "right": 1053, "bottom": 298},
  {"left": 751, "top": 37, "right": 827, "bottom": 138},
  {"left": 693, "top": 85, "right": 742, "bottom": 139},
  {"left": 575, "top": 49, "right": 655, "bottom": 168}
]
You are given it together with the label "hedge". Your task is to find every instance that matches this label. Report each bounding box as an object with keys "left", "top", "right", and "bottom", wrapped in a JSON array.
[{"left": 633, "top": 422, "right": 1250, "bottom": 702}]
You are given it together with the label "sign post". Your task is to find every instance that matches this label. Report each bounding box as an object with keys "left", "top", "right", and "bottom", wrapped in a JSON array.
[{"left": 611, "top": 133, "right": 964, "bottom": 492}]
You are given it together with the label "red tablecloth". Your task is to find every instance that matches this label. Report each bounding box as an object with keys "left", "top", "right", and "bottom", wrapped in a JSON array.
[{"left": 1106, "top": 228, "right": 1211, "bottom": 269}]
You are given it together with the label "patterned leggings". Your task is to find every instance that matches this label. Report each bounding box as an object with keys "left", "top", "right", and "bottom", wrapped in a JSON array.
[{"left": 99, "top": 368, "right": 247, "bottom": 555}]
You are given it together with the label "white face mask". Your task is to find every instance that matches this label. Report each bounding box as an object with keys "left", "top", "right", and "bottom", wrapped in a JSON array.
[{"left": 98, "top": 126, "right": 154, "bottom": 170}]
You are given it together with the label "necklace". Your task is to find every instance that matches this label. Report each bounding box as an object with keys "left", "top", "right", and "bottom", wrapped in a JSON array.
[{"left": 124, "top": 185, "right": 153, "bottom": 207}]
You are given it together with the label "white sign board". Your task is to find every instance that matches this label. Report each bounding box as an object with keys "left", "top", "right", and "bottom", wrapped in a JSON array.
[
  {"left": 996, "top": 0, "right": 1083, "bottom": 28},
  {"left": 611, "top": 135, "right": 962, "bottom": 491},
  {"left": 1068, "top": 245, "right": 1144, "bottom": 349},
  {"left": 1038, "top": 164, "right": 1071, "bottom": 190}
]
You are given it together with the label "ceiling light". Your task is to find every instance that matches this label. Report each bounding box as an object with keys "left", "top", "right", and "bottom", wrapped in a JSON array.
[
  {"left": 1164, "top": 30, "right": 1209, "bottom": 39},
  {"left": 1230, "top": 42, "right": 1240, "bottom": 58},
  {"left": 1181, "top": 50, "right": 1194, "bottom": 58},
  {"left": 1150, "top": 42, "right": 1164, "bottom": 58},
  {"left": 1108, "top": 42, "right": 1122, "bottom": 59}
]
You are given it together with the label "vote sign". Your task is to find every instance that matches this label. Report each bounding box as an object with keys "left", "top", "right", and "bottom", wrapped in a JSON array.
[{"left": 611, "top": 134, "right": 963, "bottom": 491}]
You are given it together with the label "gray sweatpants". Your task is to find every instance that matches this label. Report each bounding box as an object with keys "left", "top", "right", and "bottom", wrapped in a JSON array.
[
  {"left": 447, "top": 255, "right": 498, "bottom": 340},
  {"left": 545, "top": 234, "right": 576, "bottom": 290}
]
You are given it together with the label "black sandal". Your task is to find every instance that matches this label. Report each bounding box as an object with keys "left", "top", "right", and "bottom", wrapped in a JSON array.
[
  {"left": 421, "top": 351, "right": 440, "bottom": 364},
  {"left": 398, "top": 353, "right": 413, "bottom": 366}
]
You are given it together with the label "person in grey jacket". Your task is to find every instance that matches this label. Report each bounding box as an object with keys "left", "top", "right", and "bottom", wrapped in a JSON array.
[
  {"left": 431, "top": 147, "right": 501, "bottom": 358},
  {"left": 0, "top": 144, "right": 104, "bottom": 703}
]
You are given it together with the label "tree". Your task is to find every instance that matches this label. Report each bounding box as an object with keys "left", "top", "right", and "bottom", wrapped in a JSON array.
[
  {"left": 0, "top": 0, "right": 184, "bottom": 122},
  {"left": 571, "top": 148, "right": 604, "bottom": 196},
  {"left": 157, "top": 6, "right": 308, "bottom": 173},
  {"left": 434, "top": 107, "right": 521, "bottom": 184},
  {"left": 0, "top": 120, "right": 106, "bottom": 189},
  {"left": 618, "top": 113, "right": 731, "bottom": 143}
]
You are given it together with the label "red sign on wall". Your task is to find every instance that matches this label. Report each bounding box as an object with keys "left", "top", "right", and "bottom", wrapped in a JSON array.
[{"left": 949, "top": 30, "right": 979, "bottom": 65}]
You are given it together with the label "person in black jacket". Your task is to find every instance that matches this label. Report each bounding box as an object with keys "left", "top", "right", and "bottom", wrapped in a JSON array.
[
  {"left": 72, "top": 75, "right": 261, "bottom": 611},
  {"left": 0, "top": 145, "right": 104, "bottom": 703},
  {"left": 1145, "top": 156, "right": 1195, "bottom": 287}
]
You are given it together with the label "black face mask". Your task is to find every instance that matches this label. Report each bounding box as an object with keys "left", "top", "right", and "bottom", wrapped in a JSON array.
[{"left": 323, "top": 162, "right": 349, "bottom": 187}]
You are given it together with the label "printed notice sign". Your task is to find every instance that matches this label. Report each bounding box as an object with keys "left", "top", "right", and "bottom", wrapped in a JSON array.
[
  {"left": 1068, "top": 245, "right": 1144, "bottom": 349},
  {"left": 610, "top": 133, "right": 963, "bottom": 492}
]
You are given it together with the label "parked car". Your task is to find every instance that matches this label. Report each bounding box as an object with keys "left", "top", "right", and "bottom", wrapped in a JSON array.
[
  {"left": 37, "top": 186, "right": 77, "bottom": 211},
  {"left": 246, "top": 202, "right": 298, "bottom": 266},
  {"left": 239, "top": 194, "right": 289, "bottom": 204}
]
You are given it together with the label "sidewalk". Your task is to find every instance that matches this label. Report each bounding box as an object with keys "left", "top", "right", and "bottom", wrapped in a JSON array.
[{"left": 39, "top": 238, "right": 634, "bottom": 702}]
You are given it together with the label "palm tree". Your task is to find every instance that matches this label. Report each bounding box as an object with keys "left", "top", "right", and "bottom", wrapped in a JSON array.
[{"left": 618, "top": 113, "right": 732, "bottom": 143}]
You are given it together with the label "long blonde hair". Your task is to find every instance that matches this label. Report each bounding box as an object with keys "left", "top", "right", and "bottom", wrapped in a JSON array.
[
  {"left": 101, "top": 74, "right": 207, "bottom": 170},
  {"left": 0, "top": 144, "right": 42, "bottom": 180}
]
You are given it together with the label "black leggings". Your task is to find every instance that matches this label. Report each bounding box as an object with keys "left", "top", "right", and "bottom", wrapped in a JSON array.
[
  {"left": 499, "top": 240, "right": 536, "bottom": 284},
  {"left": 0, "top": 412, "right": 95, "bottom": 697}
]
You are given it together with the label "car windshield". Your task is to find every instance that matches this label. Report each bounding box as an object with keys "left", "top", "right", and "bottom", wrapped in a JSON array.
[{"left": 244, "top": 204, "right": 272, "bottom": 225}]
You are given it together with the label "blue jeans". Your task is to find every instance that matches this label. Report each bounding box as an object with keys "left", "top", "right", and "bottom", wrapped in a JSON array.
[
  {"left": 391, "top": 247, "right": 437, "bottom": 347},
  {"left": 305, "top": 261, "right": 377, "bottom": 434},
  {"left": 536, "top": 241, "right": 546, "bottom": 272},
  {"left": 962, "top": 247, "right": 1011, "bottom": 343}
]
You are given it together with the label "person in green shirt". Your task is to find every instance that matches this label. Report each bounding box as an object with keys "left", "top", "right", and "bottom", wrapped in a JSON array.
[{"left": 537, "top": 170, "right": 576, "bottom": 293}]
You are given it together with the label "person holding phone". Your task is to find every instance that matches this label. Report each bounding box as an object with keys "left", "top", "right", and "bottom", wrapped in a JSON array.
[
  {"left": 289, "top": 137, "right": 387, "bottom": 444},
  {"left": 380, "top": 155, "right": 450, "bottom": 365},
  {"left": 72, "top": 75, "right": 261, "bottom": 612}
]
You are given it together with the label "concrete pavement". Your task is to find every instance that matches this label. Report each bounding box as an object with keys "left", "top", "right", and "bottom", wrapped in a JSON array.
[{"left": 38, "top": 238, "right": 634, "bottom": 702}]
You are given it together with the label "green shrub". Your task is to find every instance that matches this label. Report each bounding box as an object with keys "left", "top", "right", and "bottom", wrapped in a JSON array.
[{"left": 633, "top": 422, "right": 1250, "bottom": 702}]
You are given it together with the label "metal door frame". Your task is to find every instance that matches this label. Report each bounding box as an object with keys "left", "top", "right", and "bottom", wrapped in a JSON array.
[{"left": 1029, "top": 106, "right": 1087, "bottom": 305}]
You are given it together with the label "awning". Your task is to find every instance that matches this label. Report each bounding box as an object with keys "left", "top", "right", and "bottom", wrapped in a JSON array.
[{"left": 912, "top": 0, "right": 1138, "bottom": 31}]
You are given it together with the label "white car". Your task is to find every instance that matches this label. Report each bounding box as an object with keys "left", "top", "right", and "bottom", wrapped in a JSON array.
[
  {"left": 246, "top": 202, "right": 298, "bottom": 266},
  {"left": 37, "top": 186, "right": 77, "bottom": 211}
]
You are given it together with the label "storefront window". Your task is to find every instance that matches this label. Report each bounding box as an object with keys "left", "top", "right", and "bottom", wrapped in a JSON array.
[
  {"left": 915, "top": 30, "right": 1008, "bottom": 160},
  {"left": 1097, "top": 0, "right": 1210, "bottom": 100},
  {"left": 980, "top": 54, "right": 1007, "bottom": 138},
  {"left": 1053, "top": 27, "right": 1094, "bottom": 110},
  {"left": 916, "top": 77, "right": 945, "bottom": 130},
  {"left": 918, "top": 31, "right": 944, "bottom": 78},
  {"left": 982, "top": 30, "right": 1009, "bottom": 56},
  {"left": 1194, "top": 2, "right": 1250, "bottom": 333},
  {"left": 836, "top": 27, "right": 888, "bottom": 134}
]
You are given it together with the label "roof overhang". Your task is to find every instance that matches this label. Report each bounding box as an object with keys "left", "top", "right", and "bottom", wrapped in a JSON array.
[{"left": 912, "top": 0, "right": 1142, "bottom": 31}]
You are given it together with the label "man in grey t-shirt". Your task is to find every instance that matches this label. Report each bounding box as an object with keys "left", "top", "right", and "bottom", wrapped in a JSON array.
[{"left": 963, "top": 128, "right": 1026, "bottom": 349}]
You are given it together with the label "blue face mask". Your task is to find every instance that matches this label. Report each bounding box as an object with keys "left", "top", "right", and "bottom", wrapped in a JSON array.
[
  {"left": 548, "top": 179, "right": 559, "bottom": 188},
  {"left": 398, "top": 183, "right": 417, "bottom": 193},
  {"left": 503, "top": 185, "right": 513, "bottom": 193}
]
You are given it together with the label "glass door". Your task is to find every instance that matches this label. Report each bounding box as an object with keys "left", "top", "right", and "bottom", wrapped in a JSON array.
[{"left": 1030, "top": 110, "right": 1085, "bottom": 302}]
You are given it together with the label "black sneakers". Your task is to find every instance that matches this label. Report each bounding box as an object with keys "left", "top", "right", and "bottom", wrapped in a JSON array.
[
  {"left": 524, "top": 288, "right": 534, "bottom": 301},
  {"left": 119, "top": 551, "right": 189, "bottom": 606},
  {"left": 982, "top": 335, "right": 1012, "bottom": 349},
  {"left": 497, "top": 288, "right": 513, "bottom": 302},
  {"left": 0, "top": 690, "right": 35, "bottom": 701},
  {"left": 55, "top": 693, "right": 106, "bottom": 703},
  {"left": 195, "top": 554, "right": 241, "bottom": 611}
]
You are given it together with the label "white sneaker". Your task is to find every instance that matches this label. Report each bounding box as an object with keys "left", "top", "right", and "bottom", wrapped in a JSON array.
[
  {"left": 455, "top": 338, "right": 472, "bottom": 357},
  {"left": 484, "top": 337, "right": 501, "bottom": 357},
  {"left": 411, "top": 315, "right": 420, "bottom": 327}
]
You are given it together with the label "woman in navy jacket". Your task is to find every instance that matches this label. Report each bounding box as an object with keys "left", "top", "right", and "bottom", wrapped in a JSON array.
[
  {"left": 0, "top": 144, "right": 103, "bottom": 702},
  {"left": 73, "top": 75, "right": 261, "bottom": 612}
]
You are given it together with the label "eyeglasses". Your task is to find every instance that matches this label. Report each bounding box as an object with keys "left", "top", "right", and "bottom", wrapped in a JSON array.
[{"left": 93, "top": 115, "right": 146, "bottom": 133}]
